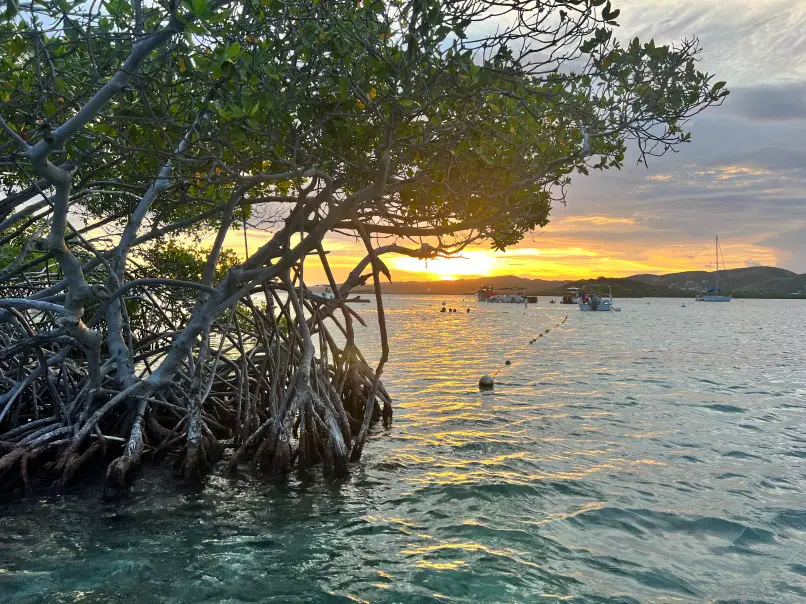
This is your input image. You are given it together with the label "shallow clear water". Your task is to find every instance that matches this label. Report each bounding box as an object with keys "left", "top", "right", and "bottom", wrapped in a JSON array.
[{"left": 2, "top": 296, "right": 805, "bottom": 603}]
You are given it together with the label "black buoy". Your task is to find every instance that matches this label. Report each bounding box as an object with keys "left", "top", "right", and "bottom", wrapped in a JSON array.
[
  {"left": 504, "top": 360, "right": 511, "bottom": 366},
  {"left": 479, "top": 375, "right": 494, "bottom": 390},
  {"left": 466, "top": 308, "right": 470, "bottom": 313},
  {"left": 440, "top": 307, "right": 446, "bottom": 312}
]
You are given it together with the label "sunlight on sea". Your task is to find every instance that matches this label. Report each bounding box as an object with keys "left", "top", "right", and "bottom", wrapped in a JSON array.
[{"left": 1, "top": 296, "right": 805, "bottom": 603}]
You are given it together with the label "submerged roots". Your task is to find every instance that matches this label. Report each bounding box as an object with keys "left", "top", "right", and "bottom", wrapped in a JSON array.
[{"left": 0, "top": 284, "right": 391, "bottom": 498}]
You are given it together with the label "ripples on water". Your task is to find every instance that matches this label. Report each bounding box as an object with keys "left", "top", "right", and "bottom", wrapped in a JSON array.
[{"left": 1, "top": 297, "right": 805, "bottom": 603}]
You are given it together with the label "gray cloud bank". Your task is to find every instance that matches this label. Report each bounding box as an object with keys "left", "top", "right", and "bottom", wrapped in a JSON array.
[
  {"left": 724, "top": 83, "right": 806, "bottom": 121},
  {"left": 552, "top": 0, "right": 806, "bottom": 273}
]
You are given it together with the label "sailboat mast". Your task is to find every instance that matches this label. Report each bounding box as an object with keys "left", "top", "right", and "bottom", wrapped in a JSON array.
[{"left": 715, "top": 235, "right": 719, "bottom": 293}]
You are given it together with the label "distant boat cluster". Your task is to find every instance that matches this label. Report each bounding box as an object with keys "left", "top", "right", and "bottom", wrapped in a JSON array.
[
  {"left": 472, "top": 236, "right": 732, "bottom": 311},
  {"left": 475, "top": 285, "right": 531, "bottom": 304},
  {"left": 475, "top": 284, "right": 619, "bottom": 311}
]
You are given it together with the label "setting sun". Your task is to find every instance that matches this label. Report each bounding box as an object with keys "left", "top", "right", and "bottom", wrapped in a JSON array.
[{"left": 390, "top": 251, "right": 498, "bottom": 281}]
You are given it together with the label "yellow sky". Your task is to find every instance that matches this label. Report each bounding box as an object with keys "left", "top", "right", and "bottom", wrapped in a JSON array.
[
  {"left": 207, "top": 214, "right": 781, "bottom": 284},
  {"left": 384, "top": 239, "right": 778, "bottom": 281}
]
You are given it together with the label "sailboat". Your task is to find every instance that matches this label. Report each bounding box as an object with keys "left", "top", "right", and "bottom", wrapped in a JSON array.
[{"left": 695, "top": 235, "right": 732, "bottom": 302}]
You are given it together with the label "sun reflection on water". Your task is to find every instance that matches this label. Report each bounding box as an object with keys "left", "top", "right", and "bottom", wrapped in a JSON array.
[{"left": 3, "top": 296, "right": 805, "bottom": 602}]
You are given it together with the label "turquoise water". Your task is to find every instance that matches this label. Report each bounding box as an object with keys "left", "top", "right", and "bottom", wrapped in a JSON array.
[{"left": 1, "top": 296, "right": 805, "bottom": 603}]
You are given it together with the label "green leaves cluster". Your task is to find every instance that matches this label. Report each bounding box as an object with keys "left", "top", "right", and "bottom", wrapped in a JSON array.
[
  {"left": 138, "top": 240, "right": 239, "bottom": 284},
  {"left": 0, "top": 0, "right": 728, "bottom": 253}
]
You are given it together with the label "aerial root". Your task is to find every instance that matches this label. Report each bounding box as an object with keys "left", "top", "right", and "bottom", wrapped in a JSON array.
[{"left": 0, "top": 279, "right": 390, "bottom": 497}]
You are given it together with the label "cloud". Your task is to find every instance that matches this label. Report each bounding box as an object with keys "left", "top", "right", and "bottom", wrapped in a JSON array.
[
  {"left": 612, "top": 0, "right": 806, "bottom": 86},
  {"left": 723, "top": 82, "right": 806, "bottom": 121},
  {"left": 559, "top": 216, "right": 639, "bottom": 226},
  {"left": 756, "top": 227, "right": 806, "bottom": 271}
]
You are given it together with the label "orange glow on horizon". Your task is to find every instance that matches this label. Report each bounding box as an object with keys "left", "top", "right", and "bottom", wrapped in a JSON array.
[
  {"left": 386, "top": 240, "right": 780, "bottom": 282},
  {"left": 201, "top": 219, "right": 783, "bottom": 284},
  {"left": 392, "top": 251, "right": 497, "bottom": 281}
]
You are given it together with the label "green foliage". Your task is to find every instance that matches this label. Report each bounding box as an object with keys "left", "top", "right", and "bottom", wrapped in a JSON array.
[
  {"left": 0, "top": 225, "right": 57, "bottom": 273},
  {"left": 0, "top": 0, "right": 728, "bottom": 255},
  {"left": 138, "top": 240, "right": 239, "bottom": 284},
  {"left": 0, "top": 242, "right": 21, "bottom": 267}
]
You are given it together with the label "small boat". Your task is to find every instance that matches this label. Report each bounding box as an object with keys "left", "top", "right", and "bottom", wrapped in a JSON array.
[
  {"left": 527, "top": 296, "right": 538, "bottom": 304},
  {"left": 696, "top": 235, "right": 732, "bottom": 302},
  {"left": 550, "top": 299, "right": 556, "bottom": 304},
  {"left": 310, "top": 284, "right": 336, "bottom": 299},
  {"left": 578, "top": 284, "right": 614, "bottom": 312},
  {"left": 560, "top": 287, "right": 580, "bottom": 304},
  {"left": 475, "top": 285, "right": 493, "bottom": 301},
  {"left": 696, "top": 290, "right": 731, "bottom": 302},
  {"left": 681, "top": 302, "right": 686, "bottom": 307}
]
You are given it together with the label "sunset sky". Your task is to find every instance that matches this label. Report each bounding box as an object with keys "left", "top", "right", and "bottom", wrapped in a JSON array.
[{"left": 224, "top": 0, "right": 806, "bottom": 283}]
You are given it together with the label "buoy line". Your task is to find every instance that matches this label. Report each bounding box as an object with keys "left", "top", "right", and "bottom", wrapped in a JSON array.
[{"left": 479, "top": 315, "right": 569, "bottom": 390}]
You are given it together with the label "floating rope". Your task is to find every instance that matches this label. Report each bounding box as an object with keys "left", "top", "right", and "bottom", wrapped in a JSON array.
[{"left": 486, "top": 314, "right": 569, "bottom": 382}]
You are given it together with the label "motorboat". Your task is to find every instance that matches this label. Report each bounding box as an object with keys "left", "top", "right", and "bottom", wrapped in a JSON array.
[
  {"left": 578, "top": 284, "right": 614, "bottom": 312},
  {"left": 475, "top": 285, "right": 528, "bottom": 303},
  {"left": 560, "top": 287, "right": 580, "bottom": 304},
  {"left": 475, "top": 285, "right": 493, "bottom": 301},
  {"left": 310, "top": 284, "right": 336, "bottom": 299}
]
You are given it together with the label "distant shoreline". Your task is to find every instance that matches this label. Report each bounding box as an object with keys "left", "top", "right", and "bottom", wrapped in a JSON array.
[
  {"left": 352, "top": 266, "right": 806, "bottom": 299},
  {"left": 363, "top": 292, "right": 806, "bottom": 300}
]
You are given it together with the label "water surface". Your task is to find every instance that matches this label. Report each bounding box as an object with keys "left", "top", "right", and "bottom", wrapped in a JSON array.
[{"left": 1, "top": 296, "right": 805, "bottom": 603}]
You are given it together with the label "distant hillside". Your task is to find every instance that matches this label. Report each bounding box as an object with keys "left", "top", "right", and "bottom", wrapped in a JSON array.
[
  {"left": 353, "top": 266, "right": 806, "bottom": 298},
  {"left": 632, "top": 267, "right": 798, "bottom": 290},
  {"left": 630, "top": 266, "right": 806, "bottom": 297},
  {"left": 537, "top": 277, "right": 688, "bottom": 298},
  {"left": 354, "top": 275, "right": 566, "bottom": 295},
  {"left": 737, "top": 274, "right": 806, "bottom": 297}
]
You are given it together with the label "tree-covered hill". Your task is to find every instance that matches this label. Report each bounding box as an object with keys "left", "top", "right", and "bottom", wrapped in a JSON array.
[{"left": 355, "top": 266, "right": 806, "bottom": 298}]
